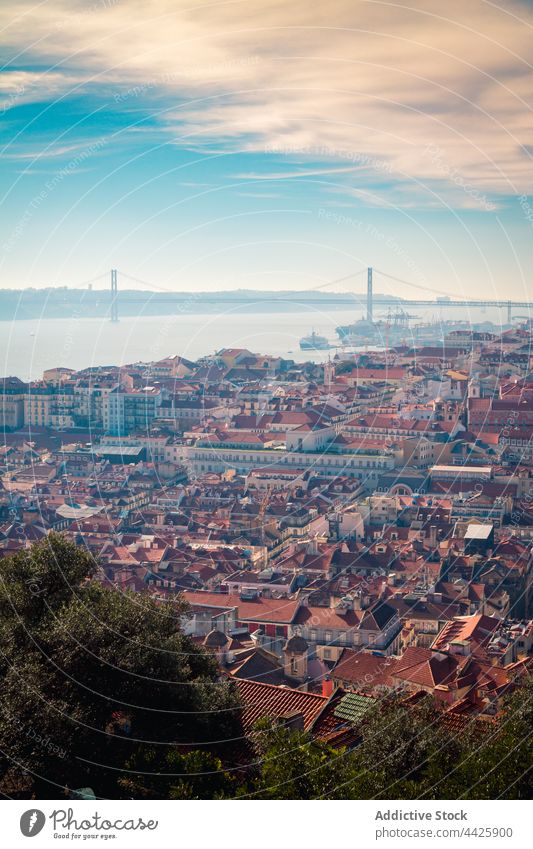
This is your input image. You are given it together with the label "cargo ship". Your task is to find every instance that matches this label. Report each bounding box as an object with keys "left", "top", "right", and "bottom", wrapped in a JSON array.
[
  {"left": 336, "top": 309, "right": 486, "bottom": 347},
  {"left": 336, "top": 308, "right": 412, "bottom": 346}
]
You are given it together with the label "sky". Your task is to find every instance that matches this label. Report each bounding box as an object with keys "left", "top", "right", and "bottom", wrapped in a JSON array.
[{"left": 1, "top": 0, "right": 532, "bottom": 300}]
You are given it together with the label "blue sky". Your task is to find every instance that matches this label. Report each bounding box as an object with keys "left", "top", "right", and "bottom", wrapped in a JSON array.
[{"left": 1, "top": 0, "right": 532, "bottom": 299}]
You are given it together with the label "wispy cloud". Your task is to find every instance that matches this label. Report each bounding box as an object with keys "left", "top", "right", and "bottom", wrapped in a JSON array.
[
  {"left": 233, "top": 190, "right": 283, "bottom": 198},
  {"left": 1, "top": 0, "right": 532, "bottom": 205},
  {"left": 179, "top": 181, "right": 213, "bottom": 188},
  {"left": 3, "top": 139, "right": 107, "bottom": 160},
  {"left": 233, "top": 166, "right": 362, "bottom": 181}
]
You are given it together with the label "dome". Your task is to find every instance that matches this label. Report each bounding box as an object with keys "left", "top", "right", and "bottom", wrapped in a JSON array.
[
  {"left": 284, "top": 635, "right": 308, "bottom": 654},
  {"left": 204, "top": 629, "right": 229, "bottom": 648}
]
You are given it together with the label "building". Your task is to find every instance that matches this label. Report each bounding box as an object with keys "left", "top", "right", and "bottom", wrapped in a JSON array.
[
  {"left": 104, "top": 385, "right": 162, "bottom": 436},
  {"left": 0, "top": 377, "right": 27, "bottom": 430},
  {"left": 186, "top": 439, "right": 395, "bottom": 485}
]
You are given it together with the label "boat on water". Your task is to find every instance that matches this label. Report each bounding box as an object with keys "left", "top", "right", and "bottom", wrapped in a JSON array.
[{"left": 299, "top": 330, "right": 331, "bottom": 350}]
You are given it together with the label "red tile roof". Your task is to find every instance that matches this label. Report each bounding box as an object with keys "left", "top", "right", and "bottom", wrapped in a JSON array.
[
  {"left": 345, "top": 368, "right": 407, "bottom": 380},
  {"left": 391, "top": 646, "right": 463, "bottom": 688},
  {"left": 432, "top": 614, "right": 500, "bottom": 651},
  {"left": 332, "top": 649, "right": 396, "bottom": 688},
  {"left": 294, "top": 604, "right": 360, "bottom": 630},
  {"left": 441, "top": 710, "right": 496, "bottom": 741},
  {"left": 182, "top": 591, "right": 300, "bottom": 624},
  {"left": 235, "top": 679, "right": 327, "bottom": 731}
]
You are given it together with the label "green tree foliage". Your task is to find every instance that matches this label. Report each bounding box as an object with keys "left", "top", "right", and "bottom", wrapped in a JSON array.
[
  {"left": 436, "top": 679, "right": 533, "bottom": 800},
  {"left": 247, "top": 720, "right": 356, "bottom": 800},
  {"left": 120, "top": 747, "right": 238, "bottom": 799},
  {"left": 245, "top": 691, "right": 531, "bottom": 800},
  {"left": 245, "top": 702, "right": 461, "bottom": 800},
  {"left": 0, "top": 534, "right": 241, "bottom": 798},
  {"left": 347, "top": 698, "right": 462, "bottom": 799}
]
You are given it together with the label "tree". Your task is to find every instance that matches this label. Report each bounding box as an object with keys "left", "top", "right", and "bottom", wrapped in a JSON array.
[
  {"left": 1, "top": 536, "right": 529, "bottom": 801},
  {"left": 0, "top": 534, "right": 241, "bottom": 798},
  {"left": 438, "top": 678, "right": 533, "bottom": 800},
  {"left": 347, "top": 696, "right": 462, "bottom": 799},
  {"left": 120, "top": 747, "right": 238, "bottom": 799},
  {"left": 245, "top": 690, "right": 532, "bottom": 801},
  {"left": 246, "top": 720, "right": 356, "bottom": 800}
]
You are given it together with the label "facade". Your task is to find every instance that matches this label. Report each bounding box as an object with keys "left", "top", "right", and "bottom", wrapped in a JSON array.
[
  {"left": 24, "top": 384, "right": 77, "bottom": 429},
  {"left": 0, "top": 377, "right": 27, "bottom": 430},
  {"left": 186, "top": 442, "right": 395, "bottom": 485},
  {"left": 292, "top": 599, "right": 402, "bottom": 657},
  {"left": 104, "top": 386, "right": 162, "bottom": 436}
]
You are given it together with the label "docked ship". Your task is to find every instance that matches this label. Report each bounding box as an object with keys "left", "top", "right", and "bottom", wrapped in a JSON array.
[
  {"left": 299, "top": 330, "right": 331, "bottom": 350},
  {"left": 333, "top": 267, "right": 500, "bottom": 348},
  {"left": 336, "top": 308, "right": 412, "bottom": 346}
]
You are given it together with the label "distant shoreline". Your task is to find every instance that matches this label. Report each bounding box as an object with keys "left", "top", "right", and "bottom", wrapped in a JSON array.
[{"left": 0, "top": 288, "right": 395, "bottom": 320}]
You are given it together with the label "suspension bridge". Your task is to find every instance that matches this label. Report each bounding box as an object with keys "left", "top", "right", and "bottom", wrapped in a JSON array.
[{"left": 77, "top": 268, "right": 533, "bottom": 324}]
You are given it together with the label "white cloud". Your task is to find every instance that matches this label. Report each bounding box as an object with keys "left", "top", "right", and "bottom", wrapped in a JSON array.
[
  {"left": 1, "top": 0, "right": 532, "bottom": 204},
  {"left": 233, "top": 166, "right": 364, "bottom": 180},
  {"left": 232, "top": 190, "right": 283, "bottom": 198}
]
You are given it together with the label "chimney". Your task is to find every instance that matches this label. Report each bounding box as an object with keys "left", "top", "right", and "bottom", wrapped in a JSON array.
[
  {"left": 429, "top": 525, "right": 437, "bottom": 546},
  {"left": 449, "top": 639, "right": 470, "bottom": 657},
  {"left": 322, "top": 678, "right": 334, "bottom": 698},
  {"left": 281, "top": 711, "right": 305, "bottom": 732}
]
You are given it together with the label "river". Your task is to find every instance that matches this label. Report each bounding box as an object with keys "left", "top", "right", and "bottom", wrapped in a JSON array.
[{"left": 0, "top": 304, "right": 506, "bottom": 380}]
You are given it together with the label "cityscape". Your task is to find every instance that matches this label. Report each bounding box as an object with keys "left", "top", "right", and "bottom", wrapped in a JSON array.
[
  {"left": 1, "top": 321, "right": 532, "bottom": 800},
  {"left": 0, "top": 0, "right": 531, "bottom": 832}
]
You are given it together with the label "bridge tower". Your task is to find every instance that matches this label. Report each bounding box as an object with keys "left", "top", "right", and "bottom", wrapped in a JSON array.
[
  {"left": 507, "top": 300, "right": 512, "bottom": 324},
  {"left": 110, "top": 268, "right": 118, "bottom": 323},
  {"left": 367, "top": 266, "right": 373, "bottom": 323}
]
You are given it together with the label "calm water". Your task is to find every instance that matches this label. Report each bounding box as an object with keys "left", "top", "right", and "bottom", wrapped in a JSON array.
[{"left": 0, "top": 305, "right": 506, "bottom": 380}]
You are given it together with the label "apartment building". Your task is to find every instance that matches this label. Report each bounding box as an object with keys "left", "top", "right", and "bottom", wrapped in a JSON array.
[
  {"left": 186, "top": 439, "right": 395, "bottom": 484},
  {"left": 103, "top": 385, "right": 162, "bottom": 436},
  {"left": 24, "top": 383, "right": 77, "bottom": 429},
  {"left": 0, "top": 377, "right": 27, "bottom": 430}
]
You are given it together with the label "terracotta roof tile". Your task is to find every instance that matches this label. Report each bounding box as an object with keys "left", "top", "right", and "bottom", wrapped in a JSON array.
[
  {"left": 432, "top": 614, "right": 500, "bottom": 651},
  {"left": 235, "top": 679, "right": 327, "bottom": 731}
]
